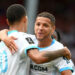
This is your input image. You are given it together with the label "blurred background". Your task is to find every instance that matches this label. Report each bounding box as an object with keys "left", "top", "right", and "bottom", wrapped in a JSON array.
[{"left": 0, "top": 0, "right": 75, "bottom": 64}]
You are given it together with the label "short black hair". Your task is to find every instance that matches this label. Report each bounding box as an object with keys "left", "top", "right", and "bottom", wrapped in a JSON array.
[
  {"left": 6, "top": 4, "right": 26, "bottom": 25},
  {"left": 37, "top": 12, "right": 55, "bottom": 25}
]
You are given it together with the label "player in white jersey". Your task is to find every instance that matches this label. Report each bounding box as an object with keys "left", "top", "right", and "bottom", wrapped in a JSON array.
[
  {"left": 0, "top": 4, "right": 71, "bottom": 75},
  {"left": 0, "top": 31, "right": 33, "bottom": 75},
  {"left": 0, "top": 4, "right": 37, "bottom": 75},
  {"left": 29, "top": 12, "right": 73, "bottom": 75},
  {"left": 30, "top": 39, "right": 73, "bottom": 75}
]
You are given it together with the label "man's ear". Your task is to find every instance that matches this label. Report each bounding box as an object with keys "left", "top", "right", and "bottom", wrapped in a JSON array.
[
  {"left": 6, "top": 19, "right": 9, "bottom": 26},
  {"left": 22, "top": 16, "right": 27, "bottom": 23}
]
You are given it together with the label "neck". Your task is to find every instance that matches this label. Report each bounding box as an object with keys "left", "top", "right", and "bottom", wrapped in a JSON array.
[
  {"left": 9, "top": 26, "right": 23, "bottom": 32},
  {"left": 9, "top": 23, "right": 26, "bottom": 32},
  {"left": 38, "top": 37, "right": 52, "bottom": 48}
]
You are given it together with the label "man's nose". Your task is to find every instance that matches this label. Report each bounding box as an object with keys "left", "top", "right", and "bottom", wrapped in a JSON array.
[{"left": 39, "top": 25, "right": 44, "bottom": 30}]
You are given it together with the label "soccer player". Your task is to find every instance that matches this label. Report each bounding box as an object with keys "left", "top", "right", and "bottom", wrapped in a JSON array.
[
  {"left": 0, "top": 4, "right": 71, "bottom": 75},
  {"left": 29, "top": 12, "right": 73, "bottom": 75}
]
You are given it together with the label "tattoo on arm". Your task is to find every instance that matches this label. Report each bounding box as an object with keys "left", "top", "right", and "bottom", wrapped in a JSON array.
[{"left": 42, "top": 50, "right": 65, "bottom": 61}]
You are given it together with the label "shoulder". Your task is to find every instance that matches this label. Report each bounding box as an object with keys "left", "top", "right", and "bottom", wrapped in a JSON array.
[
  {"left": 50, "top": 39, "right": 64, "bottom": 50},
  {"left": 18, "top": 33, "right": 35, "bottom": 38},
  {"left": 20, "top": 33, "right": 37, "bottom": 44},
  {"left": 54, "top": 39, "right": 64, "bottom": 46}
]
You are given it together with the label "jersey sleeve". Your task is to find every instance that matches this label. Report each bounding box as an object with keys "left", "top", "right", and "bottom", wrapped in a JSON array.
[
  {"left": 52, "top": 41, "right": 73, "bottom": 73},
  {"left": 14, "top": 33, "right": 38, "bottom": 57},
  {"left": 54, "top": 57, "right": 73, "bottom": 73}
]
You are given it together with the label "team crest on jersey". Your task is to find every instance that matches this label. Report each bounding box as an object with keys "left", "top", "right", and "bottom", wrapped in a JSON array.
[{"left": 25, "top": 37, "right": 34, "bottom": 44}]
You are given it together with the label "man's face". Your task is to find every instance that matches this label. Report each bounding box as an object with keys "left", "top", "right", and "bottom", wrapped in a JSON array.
[{"left": 34, "top": 17, "right": 55, "bottom": 41}]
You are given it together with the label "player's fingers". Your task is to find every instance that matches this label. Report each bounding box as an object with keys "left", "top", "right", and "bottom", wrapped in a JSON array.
[
  {"left": 68, "top": 53, "right": 71, "bottom": 59},
  {"left": 64, "top": 47, "right": 71, "bottom": 60},
  {"left": 3, "top": 36, "right": 18, "bottom": 52},
  {"left": 5, "top": 40, "right": 16, "bottom": 53},
  {"left": 8, "top": 44, "right": 16, "bottom": 54},
  {"left": 8, "top": 45, "right": 14, "bottom": 53},
  {"left": 67, "top": 51, "right": 71, "bottom": 60},
  {"left": 9, "top": 36, "right": 18, "bottom": 51},
  {"left": 9, "top": 40, "right": 18, "bottom": 51},
  {"left": 66, "top": 56, "right": 70, "bottom": 60},
  {"left": 66, "top": 53, "right": 71, "bottom": 60}
]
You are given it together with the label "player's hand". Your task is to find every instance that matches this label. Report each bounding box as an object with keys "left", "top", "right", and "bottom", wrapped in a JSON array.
[
  {"left": 3, "top": 36, "right": 18, "bottom": 54},
  {"left": 64, "top": 47, "right": 71, "bottom": 60},
  {"left": 0, "top": 29, "right": 18, "bottom": 54}
]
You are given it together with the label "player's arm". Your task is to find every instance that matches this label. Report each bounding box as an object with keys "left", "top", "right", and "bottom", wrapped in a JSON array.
[
  {"left": 27, "top": 47, "right": 71, "bottom": 64},
  {"left": 0, "top": 29, "right": 8, "bottom": 41},
  {"left": 61, "top": 70, "right": 72, "bottom": 75},
  {"left": 22, "top": 36, "right": 71, "bottom": 64},
  {"left": 0, "top": 29, "right": 71, "bottom": 64},
  {"left": 0, "top": 29, "right": 18, "bottom": 53}
]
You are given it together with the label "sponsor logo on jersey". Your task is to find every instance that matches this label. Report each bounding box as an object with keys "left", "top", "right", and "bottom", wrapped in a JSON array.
[
  {"left": 25, "top": 37, "right": 34, "bottom": 44},
  {"left": 30, "top": 64, "right": 48, "bottom": 72}
]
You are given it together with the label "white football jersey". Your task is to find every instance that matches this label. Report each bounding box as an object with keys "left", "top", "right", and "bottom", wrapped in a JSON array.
[
  {"left": 30, "top": 39, "right": 74, "bottom": 75},
  {"left": 0, "top": 30, "right": 37, "bottom": 75}
]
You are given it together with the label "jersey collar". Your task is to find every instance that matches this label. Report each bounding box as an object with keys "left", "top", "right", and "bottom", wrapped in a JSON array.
[
  {"left": 38, "top": 39, "right": 56, "bottom": 50},
  {"left": 8, "top": 30, "right": 18, "bottom": 35}
]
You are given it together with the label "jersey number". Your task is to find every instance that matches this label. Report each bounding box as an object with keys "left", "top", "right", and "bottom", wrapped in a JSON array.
[{"left": 0, "top": 50, "right": 8, "bottom": 73}]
